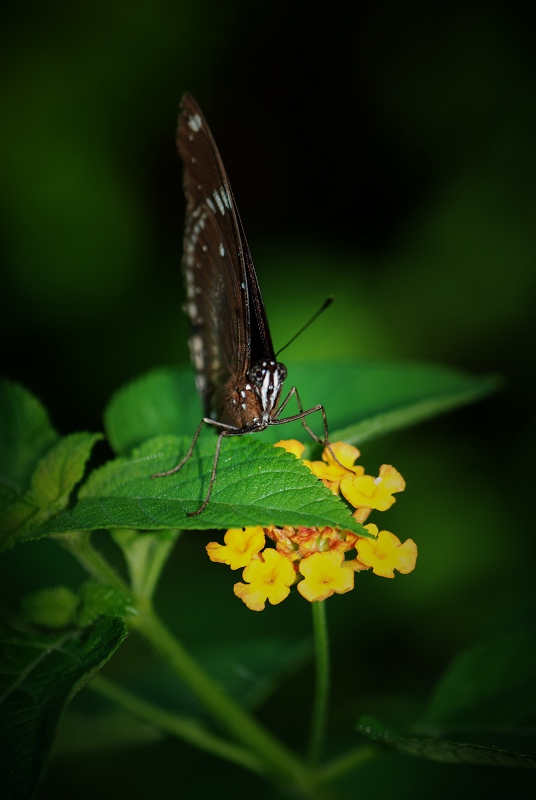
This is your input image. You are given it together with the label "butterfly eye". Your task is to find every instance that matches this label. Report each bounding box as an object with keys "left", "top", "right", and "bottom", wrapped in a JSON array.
[
  {"left": 248, "top": 361, "right": 287, "bottom": 389},
  {"left": 276, "top": 363, "right": 288, "bottom": 382},
  {"left": 248, "top": 363, "right": 268, "bottom": 387}
]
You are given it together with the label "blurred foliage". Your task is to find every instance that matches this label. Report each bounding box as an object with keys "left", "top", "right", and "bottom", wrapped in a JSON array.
[{"left": 1, "top": 0, "right": 535, "bottom": 798}]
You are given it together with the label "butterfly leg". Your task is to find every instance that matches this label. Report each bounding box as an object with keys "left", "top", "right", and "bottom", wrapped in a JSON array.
[
  {"left": 187, "top": 428, "right": 229, "bottom": 516},
  {"left": 275, "top": 387, "right": 345, "bottom": 469},
  {"left": 151, "top": 417, "right": 207, "bottom": 478}
]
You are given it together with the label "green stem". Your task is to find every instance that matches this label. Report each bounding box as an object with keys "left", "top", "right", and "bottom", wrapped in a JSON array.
[
  {"left": 129, "top": 605, "right": 310, "bottom": 788},
  {"left": 89, "top": 674, "right": 266, "bottom": 776},
  {"left": 317, "top": 745, "right": 378, "bottom": 783},
  {"left": 53, "top": 531, "right": 128, "bottom": 593},
  {"left": 57, "top": 531, "right": 312, "bottom": 792},
  {"left": 308, "top": 600, "right": 330, "bottom": 765}
]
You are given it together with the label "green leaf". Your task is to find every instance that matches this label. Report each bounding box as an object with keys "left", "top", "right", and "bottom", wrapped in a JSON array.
[
  {"left": 20, "top": 587, "right": 79, "bottom": 629},
  {"left": 104, "top": 368, "right": 200, "bottom": 455},
  {"left": 0, "top": 432, "right": 103, "bottom": 552},
  {"left": 357, "top": 715, "right": 536, "bottom": 768},
  {"left": 0, "top": 379, "right": 58, "bottom": 493},
  {"left": 286, "top": 360, "right": 500, "bottom": 445},
  {"left": 111, "top": 528, "right": 180, "bottom": 600},
  {"left": 356, "top": 632, "right": 536, "bottom": 769},
  {"left": 102, "top": 361, "right": 499, "bottom": 454},
  {"left": 0, "top": 617, "right": 127, "bottom": 800},
  {"left": 423, "top": 630, "right": 536, "bottom": 728},
  {"left": 37, "top": 436, "right": 371, "bottom": 533},
  {"left": 52, "top": 708, "right": 164, "bottom": 755}
]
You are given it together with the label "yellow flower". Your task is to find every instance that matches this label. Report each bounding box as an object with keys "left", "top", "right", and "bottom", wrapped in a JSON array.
[
  {"left": 307, "top": 442, "right": 364, "bottom": 494},
  {"left": 274, "top": 439, "right": 306, "bottom": 459},
  {"left": 355, "top": 524, "right": 417, "bottom": 578},
  {"left": 297, "top": 551, "right": 355, "bottom": 602},
  {"left": 340, "top": 464, "right": 405, "bottom": 512},
  {"left": 233, "top": 548, "right": 296, "bottom": 611},
  {"left": 206, "top": 527, "right": 265, "bottom": 570},
  {"left": 207, "top": 442, "right": 414, "bottom": 609}
]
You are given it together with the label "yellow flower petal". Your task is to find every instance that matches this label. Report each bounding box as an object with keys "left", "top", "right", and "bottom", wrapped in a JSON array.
[
  {"left": 307, "top": 441, "right": 363, "bottom": 493},
  {"left": 340, "top": 465, "right": 405, "bottom": 512},
  {"left": 356, "top": 529, "right": 417, "bottom": 578},
  {"left": 323, "top": 442, "right": 361, "bottom": 470},
  {"left": 274, "top": 440, "right": 306, "bottom": 459},
  {"left": 233, "top": 548, "right": 296, "bottom": 611},
  {"left": 206, "top": 527, "right": 266, "bottom": 570},
  {"left": 297, "top": 551, "right": 354, "bottom": 602},
  {"left": 377, "top": 465, "right": 406, "bottom": 494}
]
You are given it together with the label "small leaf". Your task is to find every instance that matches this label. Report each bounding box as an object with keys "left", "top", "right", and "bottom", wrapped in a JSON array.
[
  {"left": 0, "top": 379, "right": 58, "bottom": 492},
  {"left": 357, "top": 715, "right": 536, "bottom": 768},
  {"left": 111, "top": 528, "right": 180, "bottom": 599},
  {"left": 104, "top": 368, "right": 201, "bottom": 455},
  {"left": 37, "top": 436, "right": 371, "bottom": 534},
  {"left": 77, "top": 582, "right": 136, "bottom": 627},
  {"left": 0, "top": 432, "right": 103, "bottom": 551},
  {"left": 29, "top": 432, "right": 104, "bottom": 511},
  {"left": 0, "top": 617, "right": 127, "bottom": 800},
  {"left": 20, "top": 586, "right": 79, "bottom": 629}
]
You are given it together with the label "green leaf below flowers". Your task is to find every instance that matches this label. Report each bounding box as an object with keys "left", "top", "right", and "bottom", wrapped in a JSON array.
[
  {"left": 357, "top": 714, "right": 536, "bottom": 768},
  {"left": 0, "top": 617, "right": 127, "bottom": 800},
  {"left": 357, "top": 631, "right": 536, "bottom": 769}
]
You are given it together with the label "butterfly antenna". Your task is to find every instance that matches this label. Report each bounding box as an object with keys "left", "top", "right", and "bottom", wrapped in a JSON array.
[{"left": 275, "top": 296, "right": 334, "bottom": 358}]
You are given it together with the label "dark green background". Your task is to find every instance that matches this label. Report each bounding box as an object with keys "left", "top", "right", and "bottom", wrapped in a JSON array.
[{"left": 1, "top": 1, "right": 535, "bottom": 797}]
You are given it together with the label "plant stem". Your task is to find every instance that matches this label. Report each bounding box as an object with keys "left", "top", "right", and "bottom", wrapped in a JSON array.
[
  {"left": 129, "top": 604, "right": 311, "bottom": 789},
  {"left": 317, "top": 745, "right": 378, "bottom": 783},
  {"left": 53, "top": 531, "right": 128, "bottom": 592},
  {"left": 90, "top": 674, "right": 266, "bottom": 776},
  {"left": 57, "top": 531, "right": 313, "bottom": 793},
  {"left": 308, "top": 600, "right": 330, "bottom": 765}
]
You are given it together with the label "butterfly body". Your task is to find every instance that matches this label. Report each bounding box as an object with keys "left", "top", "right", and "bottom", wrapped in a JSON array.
[
  {"left": 178, "top": 93, "right": 289, "bottom": 434},
  {"left": 153, "top": 93, "right": 332, "bottom": 514}
]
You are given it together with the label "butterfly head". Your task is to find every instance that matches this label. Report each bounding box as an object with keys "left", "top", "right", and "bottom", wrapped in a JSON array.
[{"left": 248, "top": 360, "right": 287, "bottom": 421}]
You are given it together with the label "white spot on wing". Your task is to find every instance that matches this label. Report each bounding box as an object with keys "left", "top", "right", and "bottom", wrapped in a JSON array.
[
  {"left": 190, "top": 335, "right": 204, "bottom": 370},
  {"left": 219, "top": 243, "right": 225, "bottom": 257},
  {"left": 220, "top": 186, "right": 231, "bottom": 209},
  {"left": 206, "top": 197, "right": 216, "bottom": 214},
  {"left": 213, "top": 190, "right": 225, "bottom": 215},
  {"left": 187, "top": 114, "right": 202, "bottom": 132}
]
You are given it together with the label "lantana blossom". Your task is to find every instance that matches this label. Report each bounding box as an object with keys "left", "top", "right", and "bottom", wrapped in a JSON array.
[
  {"left": 297, "top": 551, "right": 355, "bottom": 602},
  {"left": 205, "top": 441, "right": 417, "bottom": 610},
  {"left": 206, "top": 526, "right": 265, "bottom": 570},
  {"left": 233, "top": 548, "right": 296, "bottom": 611},
  {"left": 340, "top": 464, "right": 406, "bottom": 514},
  {"left": 353, "top": 523, "right": 417, "bottom": 578}
]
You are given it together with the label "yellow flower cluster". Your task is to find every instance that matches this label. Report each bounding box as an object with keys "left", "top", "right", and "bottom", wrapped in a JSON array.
[{"left": 206, "top": 441, "right": 417, "bottom": 611}]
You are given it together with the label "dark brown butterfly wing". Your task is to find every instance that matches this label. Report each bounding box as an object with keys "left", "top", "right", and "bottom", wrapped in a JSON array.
[{"left": 177, "top": 93, "right": 275, "bottom": 421}]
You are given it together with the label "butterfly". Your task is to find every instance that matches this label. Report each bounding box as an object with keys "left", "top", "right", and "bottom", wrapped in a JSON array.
[{"left": 153, "top": 93, "right": 335, "bottom": 515}]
